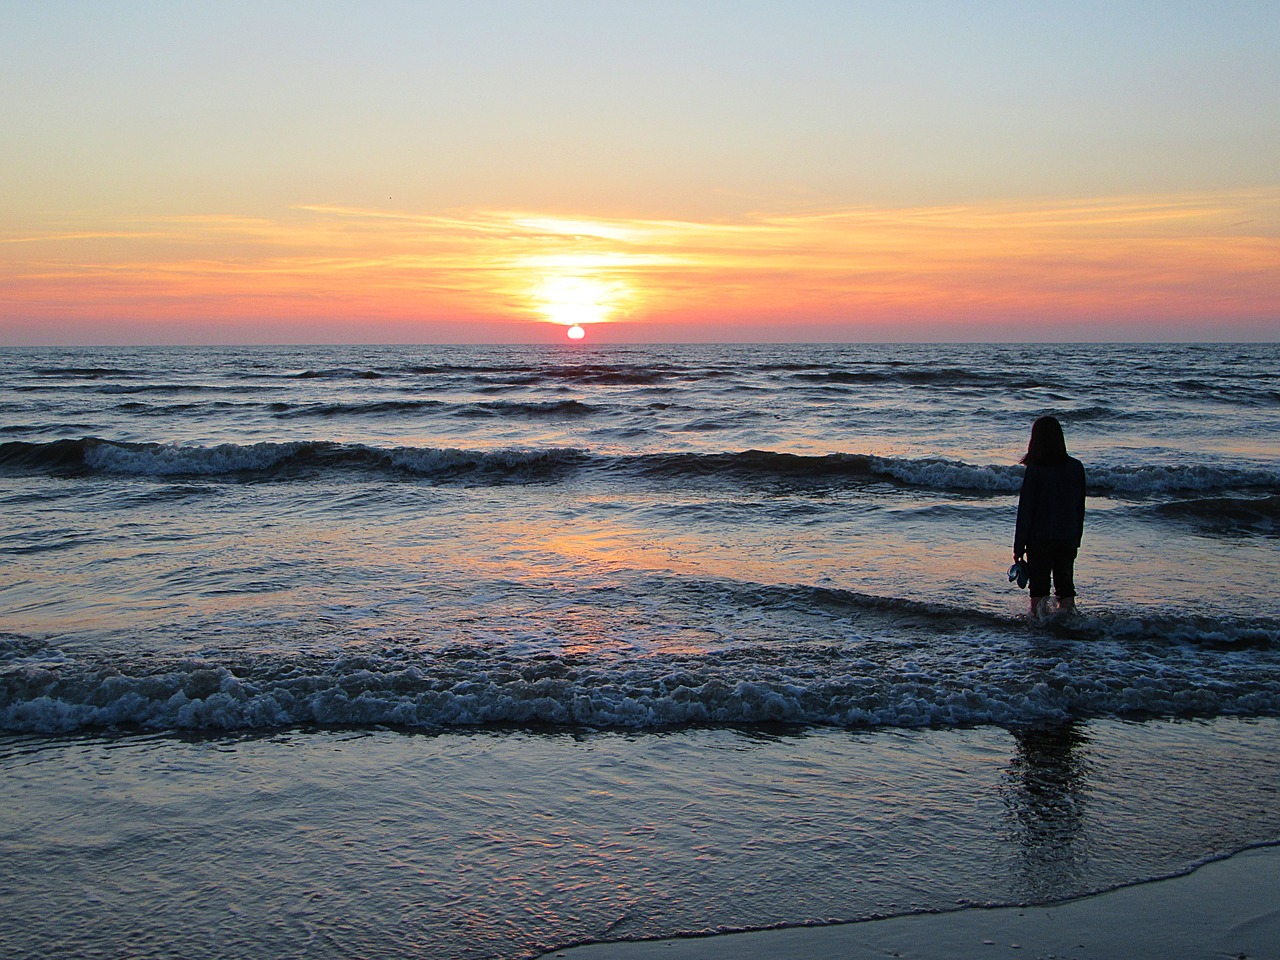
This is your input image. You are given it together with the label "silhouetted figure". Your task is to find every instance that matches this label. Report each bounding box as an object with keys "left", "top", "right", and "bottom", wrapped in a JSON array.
[{"left": 1014, "top": 416, "right": 1086, "bottom": 619}]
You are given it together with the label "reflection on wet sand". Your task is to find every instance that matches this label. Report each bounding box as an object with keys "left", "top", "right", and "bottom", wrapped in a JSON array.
[{"left": 1001, "top": 722, "right": 1092, "bottom": 899}]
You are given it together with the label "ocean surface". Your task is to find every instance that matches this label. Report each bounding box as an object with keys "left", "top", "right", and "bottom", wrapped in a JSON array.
[{"left": 2, "top": 342, "right": 1278, "bottom": 958}]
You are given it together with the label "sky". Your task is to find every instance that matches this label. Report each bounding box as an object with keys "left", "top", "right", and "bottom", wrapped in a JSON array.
[{"left": 2, "top": 0, "right": 1277, "bottom": 344}]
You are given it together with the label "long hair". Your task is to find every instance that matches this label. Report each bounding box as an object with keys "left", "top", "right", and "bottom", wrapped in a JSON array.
[{"left": 1021, "top": 415, "right": 1069, "bottom": 466}]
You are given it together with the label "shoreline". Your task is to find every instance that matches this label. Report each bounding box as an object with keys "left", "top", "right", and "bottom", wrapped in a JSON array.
[{"left": 544, "top": 841, "right": 1280, "bottom": 960}]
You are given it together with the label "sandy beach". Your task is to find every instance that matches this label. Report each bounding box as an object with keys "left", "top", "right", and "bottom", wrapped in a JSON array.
[{"left": 547, "top": 843, "right": 1280, "bottom": 960}]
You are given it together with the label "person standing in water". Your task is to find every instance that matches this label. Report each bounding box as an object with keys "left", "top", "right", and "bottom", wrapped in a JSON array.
[{"left": 1014, "top": 416, "right": 1086, "bottom": 618}]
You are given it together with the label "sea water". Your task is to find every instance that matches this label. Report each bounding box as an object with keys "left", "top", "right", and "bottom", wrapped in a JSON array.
[{"left": 1, "top": 342, "right": 1278, "bottom": 958}]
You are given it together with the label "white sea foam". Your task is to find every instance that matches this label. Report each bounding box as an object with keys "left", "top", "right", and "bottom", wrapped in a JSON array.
[
  {"left": 1090, "top": 463, "right": 1280, "bottom": 496},
  {"left": 3, "top": 610, "right": 1277, "bottom": 735},
  {"left": 868, "top": 456, "right": 1021, "bottom": 492}
]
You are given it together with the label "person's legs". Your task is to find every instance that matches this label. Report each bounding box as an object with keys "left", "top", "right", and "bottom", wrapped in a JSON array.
[
  {"left": 1024, "top": 544, "right": 1052, "bottom": 616},
  {"left": 1050, "top": 542, "right": 1079, "bottom": 613}
]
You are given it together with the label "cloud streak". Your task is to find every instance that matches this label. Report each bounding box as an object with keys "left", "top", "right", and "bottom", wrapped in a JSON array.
[{"left": 3, "top": 190, "right": 1277, "bottom": 343}]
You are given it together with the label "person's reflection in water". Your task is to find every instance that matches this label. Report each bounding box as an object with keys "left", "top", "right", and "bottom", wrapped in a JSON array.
[{"left": 999, "top": 721, "right": 1091, "bottom": 900}]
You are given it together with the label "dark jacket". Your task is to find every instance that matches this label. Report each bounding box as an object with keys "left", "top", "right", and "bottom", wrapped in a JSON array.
[{"left": 1014, "top": 456, "right": 1086, "bottom": 555}]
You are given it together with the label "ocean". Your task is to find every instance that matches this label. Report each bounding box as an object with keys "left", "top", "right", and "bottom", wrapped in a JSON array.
[{"left": 2, "top": 342, "right": 1278, "bottom": 958}]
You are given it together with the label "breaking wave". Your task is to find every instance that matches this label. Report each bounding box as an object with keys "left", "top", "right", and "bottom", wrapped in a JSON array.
[
  {"left": 2, "top": 438, "right": 1276, "bottom": 498},
  {"left": 1148, "top": 494, "right": 1280, "bottom": 537},
  {"left": 2, "top": 586, "right": 1277, "bottom": 735},
  {"left": 790, "top": 368, "right": 1047, "bottom": 390}
]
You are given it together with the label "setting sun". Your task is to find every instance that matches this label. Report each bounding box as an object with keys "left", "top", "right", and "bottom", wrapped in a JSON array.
[
  {"left": 566, "top": 324, "right": 586, "bottom": 340},
  {"left": 530, "top": 273, "right": 630, "bottom": 328}
]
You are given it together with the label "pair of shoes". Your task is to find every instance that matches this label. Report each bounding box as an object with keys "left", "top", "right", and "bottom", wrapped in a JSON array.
[{"left": 1007, "top": 560, "right": 1029, "bottom": 589}]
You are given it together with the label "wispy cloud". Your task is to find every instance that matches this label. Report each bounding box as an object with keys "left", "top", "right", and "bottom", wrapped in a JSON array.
[{"left": 3, "top": 191, "right": 1277, "bottom": 335}]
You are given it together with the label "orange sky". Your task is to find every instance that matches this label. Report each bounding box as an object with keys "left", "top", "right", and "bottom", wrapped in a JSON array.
[{"left": 3, "top": 191, "right": 1277, "bottom": 343}]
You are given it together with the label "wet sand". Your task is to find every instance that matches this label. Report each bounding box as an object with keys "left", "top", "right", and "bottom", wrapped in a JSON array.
[
  {"left": 546, "top": 843, "right": 1280, "bottom": 960},
  {"left": 5, "top": 721, "right": 1278, "bottom": 959}
]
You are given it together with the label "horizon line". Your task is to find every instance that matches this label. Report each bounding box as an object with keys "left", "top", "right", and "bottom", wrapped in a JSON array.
[{"left": 3, "top": 338, "right": 1277, "bottom": 349}]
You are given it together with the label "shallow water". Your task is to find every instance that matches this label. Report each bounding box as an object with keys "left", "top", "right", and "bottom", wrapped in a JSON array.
[{"left": 3, "top": 719, "right": 1278, "bottom": 960}]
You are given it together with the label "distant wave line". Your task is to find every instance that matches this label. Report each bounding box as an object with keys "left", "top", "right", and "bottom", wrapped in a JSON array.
[{"left": 2, "top": 437, "right": 1277, "bottom": 498}]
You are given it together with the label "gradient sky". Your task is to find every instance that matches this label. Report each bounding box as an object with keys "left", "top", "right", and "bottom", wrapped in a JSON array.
[{"left": 2, "top": 0, "right": 1277, "bottom": 344}]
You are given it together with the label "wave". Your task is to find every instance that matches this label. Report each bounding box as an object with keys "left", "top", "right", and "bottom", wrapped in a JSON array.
[
  {"left": 1173, "top": 378, "right": 1280, "bottom": 404},
  {"left": 59, "top": 441, "right": 1011, "bottom": 492},
  {"left": 3, "top": 438, "right": 1276, "bottom": 498},
  {"left": 31, "top": 367, "right": 140, "bottom": 378},
  {"left": 0, "top": 422, "right": 99, "bottom": 436},
  {"left": 96, "top": 383, "right": 269, "bottom": 395},
  {"left": 0, "top": 438, "right": 590, "bottom": 483},
  {"left": 372, "top": 354, "right": 1277, "bottom": 405},
  {"left": 1148, "top": 495, "right": 1280, "bottom": 537},
  {"left": 494, "top": 364, "right": 675, "bottom": 386},
  {"left": 392, "top": 362, "right": 680, "bottom": 387},
  {"left": 115, "top": 400, "right": 249, "bottom": 416},
  {"left": 453, "top": 399, "right": 601, "bottom": 419},
  {"left": 1089, "top": 464, "right": 1280, "bottom": 497},
  {"left": 269, "top": 399, "right": 447, "bottom": 418},
  {"left": 2, "top": 591, "right": 1276, "bottom": 734},
  {"left": 77, "top": 397, "right": 606, "bottom": 421},
  {"left": 790, "top": 368, "right": 1048, "bottom": 390},
  {"left": 292, "top": 368, "right": 385, "bottom": 380},
  {"left": 1055, "top": 405, "right": 1125, "bottom": 423}
]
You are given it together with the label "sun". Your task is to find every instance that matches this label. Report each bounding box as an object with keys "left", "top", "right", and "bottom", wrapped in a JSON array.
[
  {"left": 530, "top": 274, "right": 628, "bottom": 329},
  {"left": 566, "top": 324, "right": 586, "bottom": 340}
]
